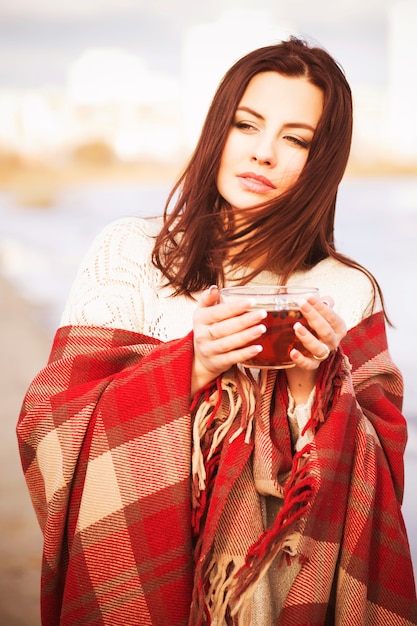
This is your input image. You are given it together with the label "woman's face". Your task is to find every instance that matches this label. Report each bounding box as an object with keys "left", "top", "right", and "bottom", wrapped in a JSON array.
[{"left": 217, "top": 71, "right": 323, "bottom": 213}]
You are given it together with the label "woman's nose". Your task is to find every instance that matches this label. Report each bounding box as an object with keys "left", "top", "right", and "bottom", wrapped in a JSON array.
[{"left": 251, "top": 135, "right": 276, "bottom": 167}]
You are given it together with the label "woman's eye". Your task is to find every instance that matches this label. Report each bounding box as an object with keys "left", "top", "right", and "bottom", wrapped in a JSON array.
[
  {"left": 235, "top": 121, "right": 257, "bottom": 132},
  {"left": 285, "top": 135, "right": 310, "bottom": 149}
]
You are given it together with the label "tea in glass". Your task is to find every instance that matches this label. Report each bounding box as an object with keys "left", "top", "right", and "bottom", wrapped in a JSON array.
[{"left": 220, "top": 286, "right": 319, "bottom": 369}]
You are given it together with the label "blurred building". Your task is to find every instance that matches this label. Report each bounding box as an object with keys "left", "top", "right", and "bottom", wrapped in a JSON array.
[
  {"left": 66, "top": 48, "right": 181, "bottom": 162},
  {"left": 0, "top": 48, "right": 183, "bottom": 166},
  {"left": 386, "top": 0, "right": 417, "bottom": 162},
  {"left": 1, "top": 4, "right": 417, "bottom": 174},
  {"left": 0, "top": 87, "right": 68, "bottom": 158},
  {"left": 181, "top": 8, "right": 293, "bottom": 148}
]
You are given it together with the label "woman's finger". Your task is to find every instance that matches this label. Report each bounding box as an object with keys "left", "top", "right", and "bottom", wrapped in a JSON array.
[
  {"left": 321, "top": 295, "right": 334, "bottom": 308},
  {"left": 301, "top": 297, "right": 346, "bottom": 345}
]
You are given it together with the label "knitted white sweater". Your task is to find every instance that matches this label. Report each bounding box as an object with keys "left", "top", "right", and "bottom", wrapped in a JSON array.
[{"left": 60, "top": 215, "right": 379, "bottom": 337}]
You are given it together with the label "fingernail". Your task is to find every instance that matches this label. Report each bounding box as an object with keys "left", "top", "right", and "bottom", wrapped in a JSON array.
[
  {"left": 239, "top": 297, "right": 257, "bottom": 310},
  {"left": 294, "top": 322, "right": 307, "bottom": 335}
]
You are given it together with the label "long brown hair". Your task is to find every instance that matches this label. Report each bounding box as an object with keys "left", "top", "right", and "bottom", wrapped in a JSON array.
[{"left": 152, "top": 37, "right": 389, "bottom": 319}]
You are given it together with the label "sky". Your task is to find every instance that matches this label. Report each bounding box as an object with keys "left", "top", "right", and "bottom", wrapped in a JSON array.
[{"left": 0, "top": 0, "right": 401, "bottom": 90}]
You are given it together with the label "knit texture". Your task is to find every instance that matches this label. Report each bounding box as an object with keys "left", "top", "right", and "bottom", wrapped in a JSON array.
[{"left": 59, "top": 216, "right": 379, "bottom": 340}]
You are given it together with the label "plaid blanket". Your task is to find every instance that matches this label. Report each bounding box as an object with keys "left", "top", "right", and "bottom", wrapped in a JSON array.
[{"left": 17, "top": 312, "right": 417, "bottom": 625}]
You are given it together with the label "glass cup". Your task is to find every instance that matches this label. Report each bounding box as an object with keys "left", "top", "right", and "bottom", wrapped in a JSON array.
[{"left": 220, "top": 285, "right": 319, "bottom": 369}]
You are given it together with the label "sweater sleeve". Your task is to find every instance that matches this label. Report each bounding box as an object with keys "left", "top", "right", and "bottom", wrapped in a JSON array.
[{"left": 60, "top": 217, "right": 160, "bottom": 332}]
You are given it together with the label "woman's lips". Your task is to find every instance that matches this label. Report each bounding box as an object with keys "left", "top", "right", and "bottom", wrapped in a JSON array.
[{"left": 238, "top": 172, "right": 277, "bottom": 193}]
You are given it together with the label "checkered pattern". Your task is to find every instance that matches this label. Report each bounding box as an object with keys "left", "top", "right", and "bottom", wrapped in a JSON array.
[
  {"left": 18, "top": 326, "right": 195, "bottom": 625},
  {"left": 17, "top": 313, "right": 417, "bottom": 625}
]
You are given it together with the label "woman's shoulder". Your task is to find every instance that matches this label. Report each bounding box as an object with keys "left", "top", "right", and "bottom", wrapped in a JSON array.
[
  {"left": 80, "top": 215, "right": 163, "bottom": 266},
  {"left": 309, "top": 256, "right": 374, "bottom": 287},
  {"left": 94, "top": 215, "right": 163, "bottom": 243},
  {"left": 297, "top": 257, "right": 381, "bottom": 330},
  {"left": 59, "top": 216, "right": 164, "bottom": 330}
]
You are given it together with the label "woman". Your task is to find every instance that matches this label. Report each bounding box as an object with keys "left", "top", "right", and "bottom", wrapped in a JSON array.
[{"left": 17, "top": 37, "right": 417, "bottom": 625}]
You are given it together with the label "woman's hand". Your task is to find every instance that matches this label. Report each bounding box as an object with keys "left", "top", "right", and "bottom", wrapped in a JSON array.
[
  {"left": 291, "top": 295, "right": 346, "bottom": 367},
  {"left": 191, "top": 286, "right": 267, "bottom": 395},
  {"left": 286, "top": 295, "right": 347, "bottom": 404},
  {"left": 191, "top": 288, "right": 347, "bottom": 401}
]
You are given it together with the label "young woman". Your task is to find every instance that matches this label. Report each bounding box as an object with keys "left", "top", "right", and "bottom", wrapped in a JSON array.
[{"left": 17, "top": 37, "right": 417, "bottom": 625}]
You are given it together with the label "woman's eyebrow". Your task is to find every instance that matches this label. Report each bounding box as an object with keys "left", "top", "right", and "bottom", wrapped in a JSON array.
[
  {"left": 236, "top": 106, "right": 316, "bottom": 132},
  {"left": 236, "top": 105, "right": 264, "bottom": 120},
  {"left": 284, "top": 122, "right": 317, "bottom": 132}
]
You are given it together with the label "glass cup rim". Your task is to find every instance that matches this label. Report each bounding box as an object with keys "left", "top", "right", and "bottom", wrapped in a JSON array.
[{"left": 220, "top": 285, "right": 319, "bottom": 296}]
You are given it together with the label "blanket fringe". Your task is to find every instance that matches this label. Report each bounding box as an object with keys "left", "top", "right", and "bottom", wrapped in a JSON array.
[
  {"left": 205, "top": 555, "right": 245, "bottom": 625},
  {"left": 231, "top": 443, "right": 317, "bottom": 614},
  {"left": 192, "top": 368, "right": 258, "bottom": 493},
  {"left": 301, "top": 348, "right": 348, "bottom": 437},
  {"left": 192, "top": 445, "right": 317, "bottom": 624}
]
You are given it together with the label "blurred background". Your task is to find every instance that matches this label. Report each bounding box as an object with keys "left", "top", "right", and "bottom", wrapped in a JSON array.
[{"left": 0, "top": 0, "right": 416, "bottom": 623}]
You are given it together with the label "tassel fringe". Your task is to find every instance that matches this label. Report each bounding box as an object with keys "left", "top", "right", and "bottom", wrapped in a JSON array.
[{"left": 192, "top": 367, "right": 258, "bottom": 494}]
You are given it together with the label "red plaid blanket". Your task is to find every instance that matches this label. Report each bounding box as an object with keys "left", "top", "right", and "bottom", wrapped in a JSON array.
[{"left": 17, "top": 313, "right": 417, "bottom": 625}]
